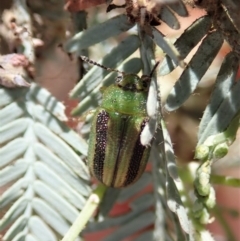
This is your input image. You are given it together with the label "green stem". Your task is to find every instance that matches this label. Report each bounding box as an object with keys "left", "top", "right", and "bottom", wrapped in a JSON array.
[
  {"left": 210, "top": 175, "right": 240, "bottom": 187},
  {"left": 61, "top": 184, "right": 107, "bottom": 241}
]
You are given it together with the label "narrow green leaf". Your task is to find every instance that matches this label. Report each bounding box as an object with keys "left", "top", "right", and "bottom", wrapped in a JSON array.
[
  {"left": 3, "top": 216, "right": 28, "bottom": 241},
  {"left": 198, "top": 80, "right": 240, "bottom": 144},
  {"left": 12, "top": 232, "right": 26, "bottom": 241},
  {"left": 130, "top": 193, "right": 154, "bottom": 210},
  {"left": 97, "top": 188, "right": 120, "bottom": 217},
  {"left": 134, "top": 231, "right": 153, "bottom": 241},
  {"left": 34, "top": 162, "right": 87, "bottom": 209},
  {"left": 175, "top": 16, "right": 211, "bottom": 58},
  {"left": 86, "top": 208, "right": 150, "bottom": 232},
  {"left": 160, "top": 6, "right": 180, "bottom": 30},
  {"left": 153, "top": 126, "right": 194, "bottom": 240},
  {"left": 0, "top": 118, "right": 30, "bottom": 145},
  {"left": 0, "top": 197, "right": 29, "bottom": 231},
  {"left": 0, "top": 138, "right": 28, "bottom": 168},
  {"left": 33, "top": 180, "right": 79, "bottom": 223},
  {"left": 0, "top": 101, "right": 26, "bottom": 127},
  {"left": 198, "top": 52, "right": 239, "bottom": 144},
  {"left": 138, "top": 29, "right": 159, "bottom": 145},
  {"left": 29, "top": 216, "right": 57, "bottom": 241},
  {"left": 168, "top": 0, "right": 188, "bottom": 17},
  {"left": 0, "top": 87, "right": 27, "bottom": 108},
  {"left": 0, "top": 179, "right": 25, "bottom": 208},
  {"left": 104, "top": 212, "right": 154, "bottom": 241},
  {"left": 151, "top": 137, "right": 190, "bottom": 240},
  {"left": 152, "top": 27, "right": 181, "bottom": 66},
  {"left": 32, "top": 105, "right": 88, "bottom": 156},
  {"left": 65, "top": 14, "right": 134, "bottom": 53},
  {"left": 29, "top": 84, "right": 67, "bottom": 121},
  {"left": 1, "top": 160, "right": 28, "bottom": 186},
  {"left": 166, "top": 31, "right": 223, "bottom": 111},
  {"left": 118, "top": 173, "right": 152, "bottom": 202},
  {"left": 159, "top": 55, "right": 176, "bottom": 76},
  {"left": 32, "top": 198, "right": 70, "bottom": 236},
  {"left": 162, "top": 121, "right": 179, "bottom": 181},
  {"left": 33, "top": 123, "right": 89, "bottom": 181},
  {"left": 159, "top": 16, "right": 212, "bottom": 75},
  {"left": 166, "top": 175, "right": 190, "bottom": 236},
  {"left": 34, "top": 143, "right": 90, "bottom": 196}
]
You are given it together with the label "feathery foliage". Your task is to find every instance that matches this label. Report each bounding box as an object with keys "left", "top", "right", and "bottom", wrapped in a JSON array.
[{"left": 0, "top": 0, "right": 239, "bottom": 241}]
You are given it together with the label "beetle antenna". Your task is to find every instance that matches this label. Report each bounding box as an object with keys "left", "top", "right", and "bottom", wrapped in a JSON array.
[
  {"left": 80, "top": 56, "right": 125, "bottom": 75},
  {"left": 149, "top": 61, "right": 160, "bottom": 77}
]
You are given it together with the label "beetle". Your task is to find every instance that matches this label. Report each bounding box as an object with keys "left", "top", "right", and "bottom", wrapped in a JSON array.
[{"left": 81, "top": 56, "right": 159, "bottom": 188}]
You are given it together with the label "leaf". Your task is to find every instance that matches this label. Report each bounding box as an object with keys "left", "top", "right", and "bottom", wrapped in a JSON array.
[
  {"left": 152, "top": 27, "right": 182, "bottom": 66},
  {"left": 221, "top": 0, "right": 240, "bottom": 33},
  {"left": 33, "top": 180, "right": 79, "bottom": 223},
  {"left": 103, "top": 212, "right": 154, "bottom": 241},
  {"left": 1, "top": 160, "right": 28, "bottom": 186},
  {"left": 0, "top": 102, "right": 27, "bottom": 127},
  {"left": 28, "top": 216, "right": 58, "bottom": 241},
  {"left": 165, "top": 31, "right": 224, "bottom": 111},
  {"left": 159, "top": 55, "right": 177, "bottom": 76},
  {"left": 0, "top": 84, "right": 90, "bottom": 241},
  {"left": 97, "top": 188, "right": 121, "bottom": 217},
  {"left": 166, "top": 175, "right": 190, "bottom": 235},
  {"left": 167, "top": 0, "right": 188, "bottom": 17},
  {"left": 198, "top": 52, "right": 240, "bottom": 144},
  {"left": 138, "top": 30, "right": 160, "bottom": 146},
  {"left": 0, "top": 87, "right": 27, "bottom": 108},
  {"left": 159, "top": 16, "right": 212, "bottom": 75},
  {"left": 32, "top": 198, "right": 70, "bottom": 236},
  {"left": 65, "top": 14, "right": 135, "bottom": 53},
  {"left": 1, "top": 197, "right": 29, "bottom": 232},
  {"left": 29, "top": 85, "right": 68, "bottom": 121},
  {"left": 118, "top": 173, "right": 153, "bottom": 202},
  {"left": 0, "top": 118, "right": 30, "bottom": 145},
  {"left": 0, "top": 179, "right": 25, "bottom": 209},
  {"left": 160, "top": 6, "right": 180, "bottom": 30},
  {"left": 33, "top": 123, "right": 89, "bottom": 181},
  {"left": 198, "top": 79, "right": 240, "bottom": 145},
  {"left": 0, "top": 138, "right": 28, "bottom": 168},
  {"left": 151, "top": 145, "right": 167, "bottom": 241},
  {"left": 134, "top": 231, "right": 153, "bottom": 241},
  {"left": 161, "top": 121, "right": 179, "bottom": 181},
  {"left": 34, "top": 144, "right": 89, "bottom": 196},
  {"left": 152, "top": 123, "right": 195, "bottom": 241},
  {"left": 2, "top": 216, "right": 28, "bottom": 241},
  {"left": 175, "top": 16, "right": 211, "bottom": 59}
]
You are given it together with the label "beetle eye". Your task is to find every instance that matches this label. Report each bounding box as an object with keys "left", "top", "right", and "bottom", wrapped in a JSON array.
[
  {"left": 116, "top": 75, "right": 123, "bottom": 83},
  {"left": 142, "top": 81, "right": 148, "bottom": 88}
]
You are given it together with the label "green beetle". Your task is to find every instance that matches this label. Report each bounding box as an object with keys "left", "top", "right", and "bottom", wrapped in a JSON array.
[{"left": 82, "top": 56, "right": 159, "bottom": 188}]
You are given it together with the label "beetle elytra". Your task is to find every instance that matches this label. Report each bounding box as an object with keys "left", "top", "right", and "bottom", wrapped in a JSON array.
[{"left": 81, "top": 56, "right": 159, "bottom": 188}]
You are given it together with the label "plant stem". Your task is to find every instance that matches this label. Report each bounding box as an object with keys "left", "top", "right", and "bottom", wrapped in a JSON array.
[
  {"left": 210, "top": 175, "right": 240, "bottom": 187},
  {"left": 61, "top": 184, "right": 107, "bottom": 241}
]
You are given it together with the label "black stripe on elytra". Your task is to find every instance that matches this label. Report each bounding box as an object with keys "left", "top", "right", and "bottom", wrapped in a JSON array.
[
  {"left": 111, "top": 115, "right": 129, "bottom": 187},
  {"left": 123, "top": 118, "right": 149, "bottom": 186},
  {"left": 93, "top": 110, "right": 109, "bottom": 181}
]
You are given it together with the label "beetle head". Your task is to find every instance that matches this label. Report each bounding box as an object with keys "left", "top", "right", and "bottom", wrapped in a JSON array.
[{"left": 115, "top": 73, "right": 150, "bottom": 92}]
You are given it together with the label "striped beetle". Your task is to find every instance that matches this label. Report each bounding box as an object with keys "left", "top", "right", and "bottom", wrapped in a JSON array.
[{"left": 81, "top": 56, "right": 159, "bottom": 188}]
